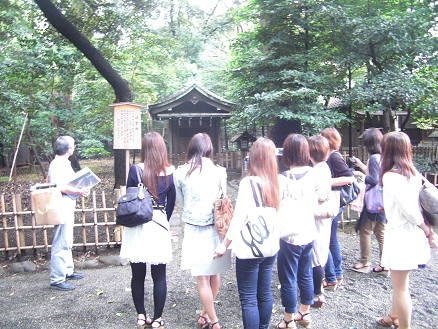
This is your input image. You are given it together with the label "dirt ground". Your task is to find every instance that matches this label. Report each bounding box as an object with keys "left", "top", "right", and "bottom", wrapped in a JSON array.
[{"left": 1, "top": 160, "right": 438, "bottom": 328}]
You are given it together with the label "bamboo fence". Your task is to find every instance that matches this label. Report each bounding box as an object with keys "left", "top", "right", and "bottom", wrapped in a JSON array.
[
  {"left": 0, "top": 189, "right": 125, "bottom": 261},
  {"left": 1, "top": 147, "right": 437, "bottom": 260}
]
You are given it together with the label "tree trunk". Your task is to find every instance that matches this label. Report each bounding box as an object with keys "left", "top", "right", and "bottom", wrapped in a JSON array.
[
  {"left": 270, "top": 118, "right": 301, "bottom": 148},
  {"left": 34, "top": 0, "right": 130, "bottom": 188},
  {"left": 399, "top": 106, "right": 411, "bottom": 132},
  {"left": 25, "top": 120, "right": 47, "bottom": 180},
  {"left": 382, "top": 109, "right": 395, "bottom": 133}
]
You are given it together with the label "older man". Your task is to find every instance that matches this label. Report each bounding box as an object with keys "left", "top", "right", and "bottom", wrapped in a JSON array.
[{"left": 48, "top": 136, "right": 89, "bottom": 291}]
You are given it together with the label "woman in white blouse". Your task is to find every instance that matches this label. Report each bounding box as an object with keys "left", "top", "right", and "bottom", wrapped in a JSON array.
[
  {"left": 214, "top": 137, "right": 280, "bottom": 329},
  {"left": 377, "top": 132, "right": 437, "bottom": 328}
]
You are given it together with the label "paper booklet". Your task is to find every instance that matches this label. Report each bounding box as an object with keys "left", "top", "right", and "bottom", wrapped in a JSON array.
[{"left": 67, "top": 167, "right": 101, "bottom": 189}]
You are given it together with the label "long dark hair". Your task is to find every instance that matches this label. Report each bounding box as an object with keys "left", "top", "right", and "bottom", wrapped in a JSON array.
[
  {"left": 185, "top": 133, "right": 213, "bottom": 176},
  {"left": 141, "top": 132, "right": 170, "bottom": 199},
  {"left": 247, "top": 138, "right": 280, "bottom": 211},
  {"left": 380, "top": 132, "right": 416, "bottom": 186}
]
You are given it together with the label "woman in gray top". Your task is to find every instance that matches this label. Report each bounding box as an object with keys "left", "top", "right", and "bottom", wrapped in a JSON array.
[{"left": 351, "top": 128, "right": 388, "bottom": 273}]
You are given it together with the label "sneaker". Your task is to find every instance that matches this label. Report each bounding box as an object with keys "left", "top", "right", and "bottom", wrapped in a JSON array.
[
  {"left": 50, "top": 282, "right": 75, "bottom": 291},
  {"left": 66, "top": 272, "right": 85, "bottom": 280}
]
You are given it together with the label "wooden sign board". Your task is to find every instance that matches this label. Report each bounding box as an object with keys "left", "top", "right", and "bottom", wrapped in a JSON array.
[{"left": 112, "top": 103, "right": 142, "bottom": 149}]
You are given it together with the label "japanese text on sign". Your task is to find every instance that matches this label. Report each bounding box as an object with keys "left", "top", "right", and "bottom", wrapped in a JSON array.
[{"left": 113, "top": 103, "right": 141, "bottom": 149}]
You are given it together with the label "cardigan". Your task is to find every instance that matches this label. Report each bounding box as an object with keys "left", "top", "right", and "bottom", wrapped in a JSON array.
[{"left": 127, "top": 164, "right": 176, "bottom": 221}]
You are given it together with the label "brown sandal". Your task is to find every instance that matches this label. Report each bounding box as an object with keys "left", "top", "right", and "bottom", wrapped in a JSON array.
[
  {"left": 311, "top": 294, "right": 325, "bottom": 308},
  {"left": 352, "top": 261, "right": 370, "bottom": 270},
  {"left": 322, "top": 278, "right": 337, "bottom": 291},
  {"left": 377, "top": 314, "right": 399, "bottom": 328}
]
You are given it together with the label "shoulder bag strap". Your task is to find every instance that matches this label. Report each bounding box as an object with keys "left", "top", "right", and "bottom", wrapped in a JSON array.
[
  {"left": 249, "top": 179, "right": 262, "bottom": 208},
  {"left": 135, "top": 164, "right": 158, "bottom": 207},
  {"left": 135, "top": 164, "right": 143, "bottom": 187}
]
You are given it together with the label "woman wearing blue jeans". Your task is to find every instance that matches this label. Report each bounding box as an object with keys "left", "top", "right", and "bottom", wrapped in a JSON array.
[
  {"left": 275, "top": 134, "right": 318, "bottom": 329},
  {"left": 214, "top": 138, "right": 280, "bottom": 329},
  {"left": 321, "top": 128, "right": 356, "bottom": 290},
  {"left": 323, "top": 208, "right": 344, "bottom": 288}
]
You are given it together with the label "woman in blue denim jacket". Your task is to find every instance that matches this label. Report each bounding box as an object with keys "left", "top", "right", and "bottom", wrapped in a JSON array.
[{"left": 174, "top": 133, "right": 230, "bottom": 329}]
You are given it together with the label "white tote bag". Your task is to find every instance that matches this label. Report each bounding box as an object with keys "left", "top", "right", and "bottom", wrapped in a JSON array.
[{"left": 232, "top": 180, "right": 280, "bottom": 259}]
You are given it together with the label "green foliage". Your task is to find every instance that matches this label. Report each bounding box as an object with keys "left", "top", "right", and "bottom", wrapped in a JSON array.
[
  {"left": 1, "top": 0, "right": 237, "bottom": 160},
  {"left": 77, "top": 139, "right": 110, "bottom": 159},
  {"left": 227, "top": 0, "right": 438, "bottom": 134},
  {"left": 414, "top": 155, "right": 438, "bottom": 174},
  {"left": 227, "top": 0, "right": 349, "bottom": 134}
]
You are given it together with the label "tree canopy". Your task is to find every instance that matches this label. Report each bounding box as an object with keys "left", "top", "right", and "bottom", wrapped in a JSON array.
[
  {"left": 0, "top": 0, "right": 437, "bottom": 174},
  {"left": 227, "top": 0, "right": 437, "bottom": 138}
]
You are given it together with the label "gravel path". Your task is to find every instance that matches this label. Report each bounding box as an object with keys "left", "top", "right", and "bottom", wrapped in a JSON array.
[{"left": 1, "top": 177, "right": 437, "bottom": 329}]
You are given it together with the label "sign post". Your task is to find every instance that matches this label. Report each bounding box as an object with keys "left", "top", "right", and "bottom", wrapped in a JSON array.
[{"left": 111, "top": 102, "right": 142, "bottom": 180}]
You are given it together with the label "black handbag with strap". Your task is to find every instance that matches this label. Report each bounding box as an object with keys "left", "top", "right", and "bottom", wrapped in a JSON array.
[
  {"left": 327, "top": 151, "right": 360, "bottom": 207},
  {"left": 116, "top": 165, "right": 169, "bottom": 230}
]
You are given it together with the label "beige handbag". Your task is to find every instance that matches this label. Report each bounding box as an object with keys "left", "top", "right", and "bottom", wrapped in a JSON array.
[
  {"left": 31, "top": 184, "right": 65, "bottom": 225},
  {"left": 314, "top": 190, "right": 341, "bottom": 220}
]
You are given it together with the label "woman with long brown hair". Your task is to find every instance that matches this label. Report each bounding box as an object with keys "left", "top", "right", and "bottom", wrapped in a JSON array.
[
  {"left": 120, "top": 132, "right": 176, "bottom": 329},
  {"left": 214, "top": 137, "right": 280, "bottom": 329},
  {"left": 174, "top": 133, "right": 230, "bottom": 329},
  {"left": 377, "top": 132, "right": 437, "bottom": 328}
]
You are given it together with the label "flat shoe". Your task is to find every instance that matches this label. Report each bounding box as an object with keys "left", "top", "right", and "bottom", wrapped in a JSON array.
[
  {"left": 352, "top": 261, "right": 370, "bottom": 270},
  {"left": 377, "top": 314, "right": 399, "bottom": 328},
  {"left": 66, "top": 272, "right": 85, "bottom": 280},
  {"left": 373, "top": 265, "right": 389, "bottom": 275},
  {"left": 49, "top": 281, "right": 75, "bottom": 291},
  {"left": 351, "top": 262, "right": 370, "bottom": 273}
]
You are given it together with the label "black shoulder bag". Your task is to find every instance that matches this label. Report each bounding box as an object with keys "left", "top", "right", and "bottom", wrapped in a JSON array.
[{"left": 116, "top": 165, "right": 156, "bottom": 228}]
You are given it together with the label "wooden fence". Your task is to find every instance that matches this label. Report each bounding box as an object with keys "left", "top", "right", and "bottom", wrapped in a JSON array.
[
  {"left": 2, "top": 146, "right": 437, "bottom": 260},
  {"left": 169, "top": 150, "right": 244, "bottom": 171},
  {"left": 169, "top": 146, "right": 437, "bottom": 170},
  {"left": 0, "top": 189, "right": 124, "bottom": 261}
]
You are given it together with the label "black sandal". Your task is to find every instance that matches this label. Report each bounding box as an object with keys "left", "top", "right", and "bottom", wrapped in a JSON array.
[
  {"left": 151, "top": 318, "right": 164, "bottom": 328},
  {"left": 294, "top": 312, "right": 311, "bottom": 328},
  {"left": 198, "top": 315, "right": 210, "bottom": 328},
  {"left": 209, "top": 321, "right": 220, "bottom": 329},
  {"left": 137, "top": 315, "right": 152, "bottom": 329},
  {"left": 275, "top": 318, "right": 296, "bottom": 328}
]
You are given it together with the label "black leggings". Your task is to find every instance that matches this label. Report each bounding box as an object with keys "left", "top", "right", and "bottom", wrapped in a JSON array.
[
  {"left": 130, "top": 262, "right": 167, "bottom": 319},
  {"left": 313, "top": 265, "right": 324, "bottom": 295}
]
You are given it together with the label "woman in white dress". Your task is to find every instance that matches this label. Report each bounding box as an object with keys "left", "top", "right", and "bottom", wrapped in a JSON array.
[
  {"left": 120, "top": 132, "right": 176, "bottom": 329},
  {"left": 377, "top": 132, "right": 437, "bottom": 328},
  {"left": 173, "top": 133, "right": 230, "bottom": 329}
]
